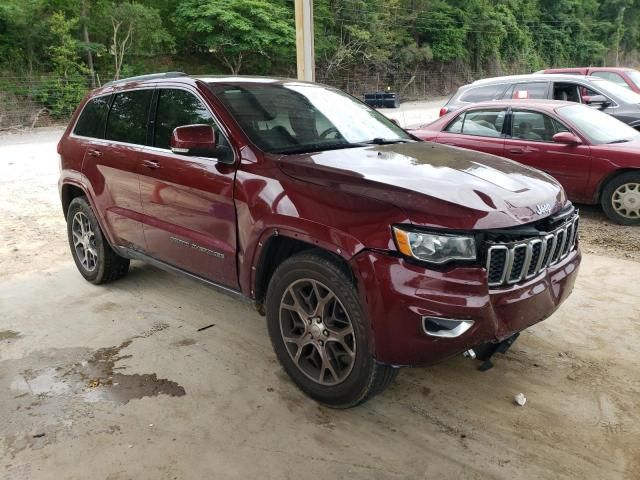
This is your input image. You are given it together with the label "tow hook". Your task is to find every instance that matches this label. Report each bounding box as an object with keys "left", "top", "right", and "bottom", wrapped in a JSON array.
[{"left": 466, "top": 333, "right": 520, "bottom": 371}]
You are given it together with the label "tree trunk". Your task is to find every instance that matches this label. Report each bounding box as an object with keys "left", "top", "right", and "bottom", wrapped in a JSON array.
[{"left": 82, "top": 1, "right": 96, "bottom": 88}]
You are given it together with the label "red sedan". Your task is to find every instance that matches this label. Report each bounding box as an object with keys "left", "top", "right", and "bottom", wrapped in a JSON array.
[{"left": 411, "top": 100, "right": 640, "bottom": 224}]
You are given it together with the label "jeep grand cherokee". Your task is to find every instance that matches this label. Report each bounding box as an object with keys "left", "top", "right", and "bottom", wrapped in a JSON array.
[{"left": 58, "top": 72, "right": 581, "bottom": 407}]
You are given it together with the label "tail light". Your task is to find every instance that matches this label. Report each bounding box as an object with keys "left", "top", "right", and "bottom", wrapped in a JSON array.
[{"left": 439, "top": 107, "right": 449, "bottom": 117}]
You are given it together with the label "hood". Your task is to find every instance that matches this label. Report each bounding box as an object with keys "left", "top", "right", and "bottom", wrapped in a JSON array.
[
  {"left": 591, "top": 138, "right": 640, "bottom": 156},
  {"left": 277, "top": 142, "right": 567, "bottom": 230}
]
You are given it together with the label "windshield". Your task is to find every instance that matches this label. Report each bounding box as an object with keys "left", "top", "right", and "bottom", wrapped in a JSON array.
[
  {"left": 557, "top": 104, "right": 640, "bottom": 144},
  {"left": 590, "top": 78, "right": 640, "bottom": 103},
  {"left": 207, "top": 82, "right": 412, "bottom": 153},
  {"left": 626, "top": 70, "right": 640, "bottom": 90}
]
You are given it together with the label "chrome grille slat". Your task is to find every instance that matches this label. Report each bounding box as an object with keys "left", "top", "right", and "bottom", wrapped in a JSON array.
[{"left": 486, "top": 214, "right": 579, "bottom": 288}]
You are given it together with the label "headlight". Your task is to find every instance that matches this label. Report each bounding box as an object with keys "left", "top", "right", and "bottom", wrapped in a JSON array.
[{"left": 392, "top": 226, "right": 476, "bottom": 264}]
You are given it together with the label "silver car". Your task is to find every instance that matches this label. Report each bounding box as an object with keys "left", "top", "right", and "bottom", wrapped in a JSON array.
[{"left": 441, "top": 74, "right": 640, "bottom": 129}]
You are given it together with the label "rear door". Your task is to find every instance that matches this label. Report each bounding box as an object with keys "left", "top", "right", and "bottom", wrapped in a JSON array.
[
  {"left": 503, "top": 109, "right": 592, "bottom": 201},
  {"left": 137, "top": 87, "right": 239, "bottom": 288},
  {"left": 79, "top": 89, "right": 152, "bottom": 250},
  {"left": 435, "top": 108, "right": 507, "bottom": 157}
]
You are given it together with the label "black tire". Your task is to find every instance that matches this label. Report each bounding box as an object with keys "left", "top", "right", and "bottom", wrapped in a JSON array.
[
  {"left": 66, "top": 196, "right": 130, "bottom": 284},
  {"left": 265, "top": 250, "right": 398, "bottom": 408},
  {"left": 601, "top": 172, "right": 640, "bottom": 225}
]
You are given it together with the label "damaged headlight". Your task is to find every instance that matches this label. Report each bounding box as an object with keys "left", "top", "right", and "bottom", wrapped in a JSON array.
[{"left": 392, "top": 226, "right": 476, "bottom": 265}]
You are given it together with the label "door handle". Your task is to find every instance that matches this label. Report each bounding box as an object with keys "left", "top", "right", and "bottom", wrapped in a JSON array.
[
  {"left": 87, "top": 148, "right": 102, "bottom": 157},
  {"left": 508, "top": 148, "right": 525, "bottom": 154},
  {"left": 142, "top": 160, "right": 161, "bottom": 169}
]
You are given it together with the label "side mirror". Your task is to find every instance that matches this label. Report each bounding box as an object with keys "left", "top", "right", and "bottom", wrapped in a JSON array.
[
  {"left": 552, "top": 131, "right": 582, "bottom": 144},
  {"left": 388, "top": 118, "right": 401, "bottom": 127},
  {"left": 583, "top": 94, "right": 610, "bottom": 109},
  {"left": 170, "top": 124, "right": 218, "bottom": 158}
]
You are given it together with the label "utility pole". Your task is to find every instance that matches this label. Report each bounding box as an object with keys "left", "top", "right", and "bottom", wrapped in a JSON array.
[{"left": 295, "top": 0, "right": 315, "bottom": 81}]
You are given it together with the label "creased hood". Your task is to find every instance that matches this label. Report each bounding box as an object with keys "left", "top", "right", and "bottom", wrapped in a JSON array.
[{"left": 277, "top": 142, "right": 567, "bottom": 230}]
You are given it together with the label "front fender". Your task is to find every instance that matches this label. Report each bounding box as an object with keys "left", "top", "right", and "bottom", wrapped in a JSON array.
[{"left": 234, "top": 161, "right": 408, "bottom": 296}]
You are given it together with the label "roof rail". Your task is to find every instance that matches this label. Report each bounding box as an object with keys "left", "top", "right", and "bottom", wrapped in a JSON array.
[{"left": 103, "top": 71, "right": 188, "bottom": 87}]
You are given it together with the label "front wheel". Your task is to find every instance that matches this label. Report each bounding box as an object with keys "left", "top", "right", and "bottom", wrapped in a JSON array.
[
  {"left": 601, "top": 172, "right": 640, "bottom": 225},
  {"left": 66, "top": 196, "right": 130, "bottom": 284},
  {"left": 265, "top": 251, "right": 398, "bottom": 408}
]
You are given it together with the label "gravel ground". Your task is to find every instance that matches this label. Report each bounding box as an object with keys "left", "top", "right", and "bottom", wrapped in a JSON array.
[
  {"left": 1, "top": 126, "right": 639, "bottom": 480},
  {"left": 578, "top": 205, "right": 640, "bottom": 262}
]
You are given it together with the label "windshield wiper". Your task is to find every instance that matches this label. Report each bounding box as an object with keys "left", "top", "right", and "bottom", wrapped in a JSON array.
[
  {"left": 607, "top": 139, "right": 631, "bottom": 144},
  {"left": 271, "top": 142, "right": 366, "bottom": 155},
  {"left": 365, "top": 138, "right": 412, "bottom": 145}
]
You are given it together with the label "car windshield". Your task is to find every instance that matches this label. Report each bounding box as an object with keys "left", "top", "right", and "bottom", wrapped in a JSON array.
[
  {"left": 557, "top": 104, "right": 640, "bottom": 144},
  {"left": 626, "top": 70, "right": 640, "bottom": 90},
  {"left": 207, "top": 82, "right": 412, "bottom": 154},
  {"left": 590, "top": 78, "right": 640, "bottom": 103}
]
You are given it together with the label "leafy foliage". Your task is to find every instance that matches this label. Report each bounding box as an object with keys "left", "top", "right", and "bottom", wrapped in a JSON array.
[
  {"left": 174, "top": 0, "right": 295, "bottom": 74},
  {"left": 1, "top": 0, "right": 640, "bottom": 107}
]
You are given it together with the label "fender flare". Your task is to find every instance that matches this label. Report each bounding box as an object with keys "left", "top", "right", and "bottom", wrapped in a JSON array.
[{"left": 59, "top": 178, "right": 118, "bottom": 249}]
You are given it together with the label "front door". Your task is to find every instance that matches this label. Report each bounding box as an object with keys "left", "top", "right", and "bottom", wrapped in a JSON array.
[
  {"left": 138, "top": 87, "right": 239, "bottom": 288},
  {"left": 503, "top": 109, "right": 592, "bottom": 201}
]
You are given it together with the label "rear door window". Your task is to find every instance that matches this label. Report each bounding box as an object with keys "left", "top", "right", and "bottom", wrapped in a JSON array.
[
  {"left": 74, "top": 96, "right": 110, "bottom": 138},
  {"left": 445, "top": 109, "right": 506, "bottom": 138},
  {"left": 509, "top": 82, "right": 549, "bottom": 100},
  {"left": 105, "top": 89, "right": 153, "bottom": 145}
]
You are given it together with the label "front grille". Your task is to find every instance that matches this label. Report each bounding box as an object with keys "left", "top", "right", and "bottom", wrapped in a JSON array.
[{"left": 486, "top": 214, "right": 579, "bottom": 288}]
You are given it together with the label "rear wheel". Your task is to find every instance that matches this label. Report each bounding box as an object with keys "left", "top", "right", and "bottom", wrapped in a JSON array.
[
  {"left": 66, "top": 196, "right": 130, "bottom": 284},
  {"left": 601, "top": 172, "right": 640, "bottom": 225},
  {"left": 265, "top": 251, "right": 398, "bottom": 408}
]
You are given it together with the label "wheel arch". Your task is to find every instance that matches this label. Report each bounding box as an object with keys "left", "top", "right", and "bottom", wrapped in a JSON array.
[
  {"left": 594, "top": 168, "right": 640, "bottom": 203},
  {"left": 60, "top": 180, "right": 118, "bottom": 249},
  {"left": 252, "top": 233, "right": 358, "bottom": 314},
  {"left": 61, "top": 182, "right": 87, "bottom": 218}
]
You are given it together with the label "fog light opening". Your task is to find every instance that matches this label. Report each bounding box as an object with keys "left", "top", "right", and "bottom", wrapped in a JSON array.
[{"left": 422, "top": 317, "right": 474, "bottom": 338}]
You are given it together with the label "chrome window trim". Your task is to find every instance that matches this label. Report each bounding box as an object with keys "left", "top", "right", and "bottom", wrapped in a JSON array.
[{"left": 69, "top": 84, "right": 237, "bottom": 165}]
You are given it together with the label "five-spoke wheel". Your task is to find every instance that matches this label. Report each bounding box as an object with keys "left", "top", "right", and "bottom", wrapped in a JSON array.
[
  {"left": 71, "top": 211, "right": 98, "bottom": 272},
  {"left": 66, "top": 196, "right": 130, "bottom": 284}
]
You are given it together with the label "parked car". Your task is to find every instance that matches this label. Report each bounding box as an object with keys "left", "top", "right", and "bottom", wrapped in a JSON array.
[
  {"left": 537, "top": 67, "right": 640, "bottom": 93},
  {"left": 58, "top": 73, "right": 581, "bottom": 407},
  {"left": 440, "top": 73, "right": 640, "bottom": 129},
  {"left": 411, "top": 100, "right": 640, "bottom": 225}
]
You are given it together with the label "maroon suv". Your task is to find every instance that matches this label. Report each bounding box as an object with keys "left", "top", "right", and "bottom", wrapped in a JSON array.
[{"left": 58, "top": 72, "right": 581, "bottom": 407}]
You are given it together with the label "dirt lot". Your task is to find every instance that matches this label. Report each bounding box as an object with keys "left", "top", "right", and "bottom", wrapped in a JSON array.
[{"left": 1, "top": 127, "right": 639, "bottom": 480}]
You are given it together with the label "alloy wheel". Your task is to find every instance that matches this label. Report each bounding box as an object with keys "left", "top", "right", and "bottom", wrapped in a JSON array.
[
  {"left": 71, "top": 211, "right": 98, "bottom": 272},
  {"left": 279, "top": 278, "right": 356, "bottom": 386}
]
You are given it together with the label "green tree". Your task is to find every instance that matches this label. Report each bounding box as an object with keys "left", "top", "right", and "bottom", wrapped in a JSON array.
[
  {"left": 40, "top": 11, "right": 89, "bottom": 118},
  {"left": 174, "top": 0, "right": 295, "bottom": 74},
  {"left": 90, "top": 2, "right": 174, "bottom": 79}
]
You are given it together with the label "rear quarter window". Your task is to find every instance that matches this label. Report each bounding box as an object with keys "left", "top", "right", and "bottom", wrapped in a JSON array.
[
  {"left": 459, "top": 84, "right": 504, "bottom": 103},
  {"left": 73, "top": 96, "right": 110, "bottom": 138}
]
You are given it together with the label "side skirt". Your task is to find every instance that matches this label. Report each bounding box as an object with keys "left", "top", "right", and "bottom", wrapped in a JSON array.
[{"left": 117, "top": 246, "right": 252, "bottom": 305}]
